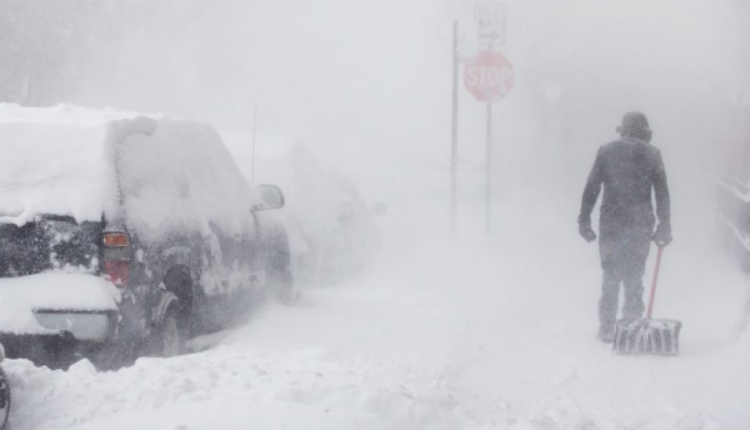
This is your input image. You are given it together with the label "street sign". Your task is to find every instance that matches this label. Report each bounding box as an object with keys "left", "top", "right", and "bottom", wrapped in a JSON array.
[
  {"left": 464, "top": 51, "right": 514, "bottom": 102},
  {"left": 474, "top": 2, "right": 504, "bottom": 46}
]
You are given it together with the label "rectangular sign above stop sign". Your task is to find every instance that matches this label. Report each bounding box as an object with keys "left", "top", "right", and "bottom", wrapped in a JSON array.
[
  {"left": 474, "top": 2, "right": 505, "bottom": 47},
  {"left": 464, "top": 51, "right": 514, "bottom": 102}
]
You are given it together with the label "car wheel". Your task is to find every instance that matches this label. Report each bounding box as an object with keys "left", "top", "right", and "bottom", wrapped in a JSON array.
[
  {"left": 91, "top": 340, "right": 138, "bottom": 371},
  {"left": 264, "top": 243, "right": 295, "bottom": 304},
  {"left": 151, "top": 305, "right": 184, "bottom": 358},
  {"left": 270, "top": 261, "right": 294, "bottom": 304},
  {"left": 0, "top": 366, "right": 9, "bottom": 430},
  {"left": 276, "top": 271, "right": 294, "bottom": 304}
]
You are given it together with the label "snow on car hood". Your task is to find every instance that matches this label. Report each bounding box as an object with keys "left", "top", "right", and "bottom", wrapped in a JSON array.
[{"left": 0, "top": 272, "right": 120, "bottom": 334}]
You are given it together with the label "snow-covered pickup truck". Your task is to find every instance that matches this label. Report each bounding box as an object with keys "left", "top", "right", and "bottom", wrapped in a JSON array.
[{"left": 0, "top": 105, "right": 292, "bottom": 368}]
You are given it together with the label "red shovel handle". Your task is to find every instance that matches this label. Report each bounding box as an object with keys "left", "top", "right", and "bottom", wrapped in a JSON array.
[{"left": 646, "top": 246, "right": 664, "bottom": 319}]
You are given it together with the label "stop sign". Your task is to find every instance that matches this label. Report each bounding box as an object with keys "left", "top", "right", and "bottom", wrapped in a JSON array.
[{"left": 464, "top": 51, "right": 514, "bottom": 102}]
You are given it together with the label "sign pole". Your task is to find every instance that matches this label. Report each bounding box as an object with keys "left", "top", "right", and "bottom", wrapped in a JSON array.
[
  {"left": 451, "top": 21, "right": 459, "bottom": 238},
  {"left": 486, "top": 101, "right": 492, "bottom": 236},
  {"left": 251, "top": 105, "right": 258, "bottom": 183}
]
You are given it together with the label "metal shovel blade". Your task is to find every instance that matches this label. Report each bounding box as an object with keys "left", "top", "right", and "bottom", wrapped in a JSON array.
[{"left": 613, "top": 318, "right": 682, "bottom": 355}]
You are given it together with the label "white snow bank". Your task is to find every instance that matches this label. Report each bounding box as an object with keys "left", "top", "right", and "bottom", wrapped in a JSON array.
[
  {"left": 4, "top": 346, "right": 465, "bottom": 430},
  {"left": 0, "top": 272, "right": 120, "bottom": 334},
  {"left": 0, "top": 104, "right": 150, "bottom": 225}
]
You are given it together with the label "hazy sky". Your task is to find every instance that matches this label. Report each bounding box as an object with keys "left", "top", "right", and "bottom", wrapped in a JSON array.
[{"left": 81, "top": 1, "right": 748, "bottom": 170}]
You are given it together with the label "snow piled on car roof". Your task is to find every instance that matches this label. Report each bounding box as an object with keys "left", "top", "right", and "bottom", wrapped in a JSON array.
[
  {"left": 0, "top": 104, "right": 259, "bottom": 243},
  {"left": 0, "top": 104, "right": 153, "bottom": 225}
]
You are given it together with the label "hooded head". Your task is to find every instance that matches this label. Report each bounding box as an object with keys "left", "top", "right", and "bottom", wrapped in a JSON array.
[{"left": 616, "top": 111, "right": 652, "bottom": 142}]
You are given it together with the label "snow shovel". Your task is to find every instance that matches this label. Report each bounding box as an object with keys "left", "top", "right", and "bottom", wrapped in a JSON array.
[{"left": 612, "top": 246, "right": 682, "bottom": 355}]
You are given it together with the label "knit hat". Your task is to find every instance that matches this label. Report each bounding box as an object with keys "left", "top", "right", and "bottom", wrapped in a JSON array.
[{"left": 616, "top": 111, "right": 652, "bottom": 142}]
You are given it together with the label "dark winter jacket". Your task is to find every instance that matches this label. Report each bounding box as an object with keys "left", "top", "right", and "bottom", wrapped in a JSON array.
[{"left": 578, "top": 136, "right": 670, "bottom": 240}]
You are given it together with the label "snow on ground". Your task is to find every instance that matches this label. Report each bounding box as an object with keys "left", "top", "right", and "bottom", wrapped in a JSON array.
[{"left": 4, "top": 217, "right": 750, "bottom": 429}]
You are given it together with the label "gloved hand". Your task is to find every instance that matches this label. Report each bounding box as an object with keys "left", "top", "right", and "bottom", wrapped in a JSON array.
[
  {"left": 579, "top": 222, "right": 597, "bottom": 243},
  {"left": 652, "top": 223, "right": 672, "bottom": 247}
]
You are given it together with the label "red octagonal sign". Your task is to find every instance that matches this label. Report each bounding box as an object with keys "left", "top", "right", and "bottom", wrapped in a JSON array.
[{"left": 464, "top": 51, "right": 514, "bottom": 102}]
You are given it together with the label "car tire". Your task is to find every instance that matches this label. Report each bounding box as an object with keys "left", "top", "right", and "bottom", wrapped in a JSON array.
[
  {"left": 150, "top": 305, "right": 184, "bottom": 358},
  {"left": 91, "top": 340, "right": 138, "bottom": 371},
  {"left": 269, "top": 255, "right": 294, "bottom": 304},
  {"left": 275, "top": 269, "right": 294, "bottom": 304},
  {"left": 0, "top": 366, "right": 9, "bottom": 430}
]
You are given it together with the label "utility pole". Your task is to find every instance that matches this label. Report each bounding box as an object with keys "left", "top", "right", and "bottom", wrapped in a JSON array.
[
  {"left": 486, "top": 101, "right": 493, "bottom": 235},
  {"left": 251, "top": 105, "right": 258, "bottom": 183}
]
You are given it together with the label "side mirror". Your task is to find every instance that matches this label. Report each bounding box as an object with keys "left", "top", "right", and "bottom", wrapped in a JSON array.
[{"left": 252, "top": 184, "right": 285, "bottom": 211}]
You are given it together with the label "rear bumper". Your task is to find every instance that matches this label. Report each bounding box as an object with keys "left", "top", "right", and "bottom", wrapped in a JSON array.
[
  {"left": 32, "top": 309, "right": 118, "bottom": 342},
  {"left": 0, "top": 309, "right": 119, "bottom": 357}
]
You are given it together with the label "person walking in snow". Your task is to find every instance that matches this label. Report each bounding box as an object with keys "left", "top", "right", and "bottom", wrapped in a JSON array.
[{"left": 578, "top": 111, "right": 672, "bottom": 343}]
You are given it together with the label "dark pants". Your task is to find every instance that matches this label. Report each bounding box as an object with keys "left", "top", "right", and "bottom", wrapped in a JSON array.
[{"left": 598, "top": 230, "right": 651, "bottom": 334}]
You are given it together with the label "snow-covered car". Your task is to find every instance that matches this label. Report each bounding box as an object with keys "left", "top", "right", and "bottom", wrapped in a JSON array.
[
  {"left": 0, "top": 105, "right": 292, "bottom": 367},
  {"left": 289, "top": 164, "right": 384, "bottom": 283},
  {"left": 221, "top": 136, "right": 383, "bottom": 284}
]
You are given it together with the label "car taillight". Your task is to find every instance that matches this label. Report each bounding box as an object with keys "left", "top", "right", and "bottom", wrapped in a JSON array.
[
  {"left": 102, "top": 232, "right": 131, "bottom": 288},
  {"left": 103, "top": 260, "right": 130, "bottom": 286},
  {"left": 103, "top": 233, "right": 129, "bottom": 247}
]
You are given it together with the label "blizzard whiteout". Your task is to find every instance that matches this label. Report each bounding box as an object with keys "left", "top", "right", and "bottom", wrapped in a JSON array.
[{"left": 0, "top": 0, "right": 749, "bottom": 429}]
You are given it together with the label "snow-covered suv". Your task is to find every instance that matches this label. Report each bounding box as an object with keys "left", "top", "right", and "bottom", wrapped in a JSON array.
[{"left": 0, "top": 105, "right": 292, "bottom": 367}]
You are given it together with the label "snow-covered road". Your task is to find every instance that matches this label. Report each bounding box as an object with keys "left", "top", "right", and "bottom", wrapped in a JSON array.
[{"left": 4, "top": 223, "right": 750, "bottom": 430}]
